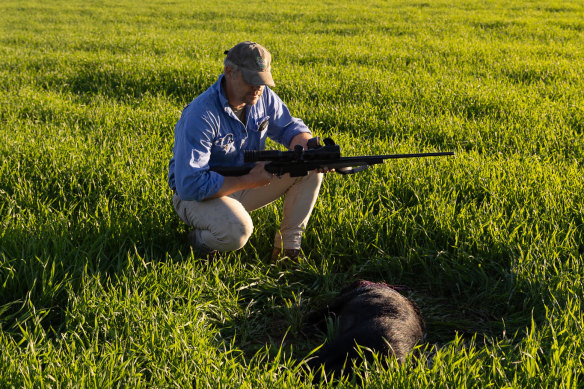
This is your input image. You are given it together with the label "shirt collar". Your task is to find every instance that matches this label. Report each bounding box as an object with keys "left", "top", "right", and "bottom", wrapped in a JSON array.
[{"left": 215, "top": 74, "right": 231, "bottom": 111}]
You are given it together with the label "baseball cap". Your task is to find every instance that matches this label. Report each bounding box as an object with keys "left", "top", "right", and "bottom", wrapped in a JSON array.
[{"left": 224, "top": 41, "right": 275, "bottom": 87}]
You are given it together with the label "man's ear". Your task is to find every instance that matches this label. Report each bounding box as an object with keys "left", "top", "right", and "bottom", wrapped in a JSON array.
[{"left": 225, "top": 65, "right": 237, "bottom": 80}]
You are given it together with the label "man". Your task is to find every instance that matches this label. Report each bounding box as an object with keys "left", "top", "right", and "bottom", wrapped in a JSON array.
[{"left": 168, "top": 41, "right": 323, "bottom": 261}]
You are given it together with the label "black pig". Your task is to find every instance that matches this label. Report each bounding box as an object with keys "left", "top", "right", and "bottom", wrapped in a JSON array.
[{"left": 306, "top": 280, "right": 425, "bottom": 376}]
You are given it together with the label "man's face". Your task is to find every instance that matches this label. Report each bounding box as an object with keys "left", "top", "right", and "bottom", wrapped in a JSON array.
[{"left": 226, "top": 67, "right": 265, "bottom": 107}]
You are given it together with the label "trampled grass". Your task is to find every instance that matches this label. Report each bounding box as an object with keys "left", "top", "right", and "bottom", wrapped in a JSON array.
[{"left": 1, "top": 0, "right": 583, "bottom": 387}]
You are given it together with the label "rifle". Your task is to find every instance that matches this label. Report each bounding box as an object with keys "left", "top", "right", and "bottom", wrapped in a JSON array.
[{"left": 211, "top": 137, "right": 454, "bottom": 177}]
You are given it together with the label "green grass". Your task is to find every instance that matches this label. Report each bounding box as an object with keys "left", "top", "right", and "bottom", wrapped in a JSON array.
[{"left": 1, "top": 0, "right": 583, "bottom": 387}]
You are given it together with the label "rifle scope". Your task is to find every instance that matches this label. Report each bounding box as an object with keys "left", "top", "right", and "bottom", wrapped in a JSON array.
[{"left": 244, "top": 145, "right": 341, "bottom": 162}]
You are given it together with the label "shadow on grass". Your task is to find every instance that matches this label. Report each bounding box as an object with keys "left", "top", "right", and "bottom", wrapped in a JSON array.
[
  {"left": 0, "top": 206, "right": 187, "bottom": 336},
  {"left": 0, "top": 184, "right": 547, "bottom": 374},
  {"left": 211, "top": 265, "right": 326, "bottom": 361},
  {"left": 215, "top": 234, "right": 542, "bottom": 367},
  {"left": 34, "top": 58, "right": 215, "bottom": 104}
]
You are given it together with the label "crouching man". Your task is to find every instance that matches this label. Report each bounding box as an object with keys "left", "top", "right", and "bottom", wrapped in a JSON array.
[{"left": 168, "top": 41, "right": 323, "bottom": 261}]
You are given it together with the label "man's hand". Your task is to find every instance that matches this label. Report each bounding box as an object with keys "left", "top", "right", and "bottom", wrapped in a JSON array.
[
  {"left": 289, "top": 133, "right": 332, "bottom": 174},
  {"left": 289, "top": 132, "right": 312, "bottom": 151},
  {"left": 245, "top": 161, "right": 274, "bottom": 188}
]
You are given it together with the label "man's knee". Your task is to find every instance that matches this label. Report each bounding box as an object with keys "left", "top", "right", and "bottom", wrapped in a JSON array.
[{"left": 216, "top": 213, "right": 254, "bottom": 251}]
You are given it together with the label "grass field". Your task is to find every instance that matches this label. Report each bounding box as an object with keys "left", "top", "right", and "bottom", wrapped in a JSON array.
[{"left": 1, "top": 0, "right": 583, "bottom": 387}]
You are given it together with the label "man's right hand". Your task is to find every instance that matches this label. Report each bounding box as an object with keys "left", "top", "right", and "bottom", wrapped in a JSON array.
[{"left": 245, "top": 161, "right": 274, "bottom": 188}]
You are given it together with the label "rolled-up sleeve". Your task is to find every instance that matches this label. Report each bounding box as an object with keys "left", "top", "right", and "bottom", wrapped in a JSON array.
[
  {"left": 172, "top": 109, "right": 224, "bottom": 201},
  {"left": 265, "top": 89, "right": 311, "bottom": 148}
]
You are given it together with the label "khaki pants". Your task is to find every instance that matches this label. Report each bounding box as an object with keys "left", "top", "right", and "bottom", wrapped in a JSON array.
[{"left": 173, "top": 171, "right": 323, "bottom": 252}]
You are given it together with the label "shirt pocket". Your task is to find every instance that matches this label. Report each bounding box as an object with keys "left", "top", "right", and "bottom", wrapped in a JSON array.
[{"left": 254, "top": 116, "right": 270, "bottom": 135}]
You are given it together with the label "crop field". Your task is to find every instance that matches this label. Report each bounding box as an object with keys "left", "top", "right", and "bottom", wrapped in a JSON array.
[{"left": 1, "top": 0, "right": 583, "bottom": 387}]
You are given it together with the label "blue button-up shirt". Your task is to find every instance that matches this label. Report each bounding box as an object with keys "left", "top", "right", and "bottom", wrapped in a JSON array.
[{"left": 168, "top": 75, "right": 311, "bottom": 201}]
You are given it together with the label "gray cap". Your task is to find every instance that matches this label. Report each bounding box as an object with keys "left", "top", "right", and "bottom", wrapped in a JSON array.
[{"left": 224, "top": 41, "right": 275, "bottom": 87}]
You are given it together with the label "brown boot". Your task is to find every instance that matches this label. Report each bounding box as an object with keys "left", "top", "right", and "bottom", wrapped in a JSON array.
[
  {"left": 188, "top": 231, "right": 219, "bottom": 260},
  {"left": 271, "top": 247, "right": 305, "bottom": 262}
]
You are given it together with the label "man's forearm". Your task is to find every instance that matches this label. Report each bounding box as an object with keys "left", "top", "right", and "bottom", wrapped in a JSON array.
[
  {"left": 203, "top": 162, "right": 273, "bottom": 200},
  {"left": 204, "top": 176, "right": 253, "bottom": 199}
]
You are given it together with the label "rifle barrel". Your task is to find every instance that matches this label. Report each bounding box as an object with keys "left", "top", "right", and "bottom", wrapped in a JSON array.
[
  {"left": 337, "top": 151, "right": 454, "bottom": 163},
  {"left": 370, "top": 151, "right": 454, "bottom": 159}
]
